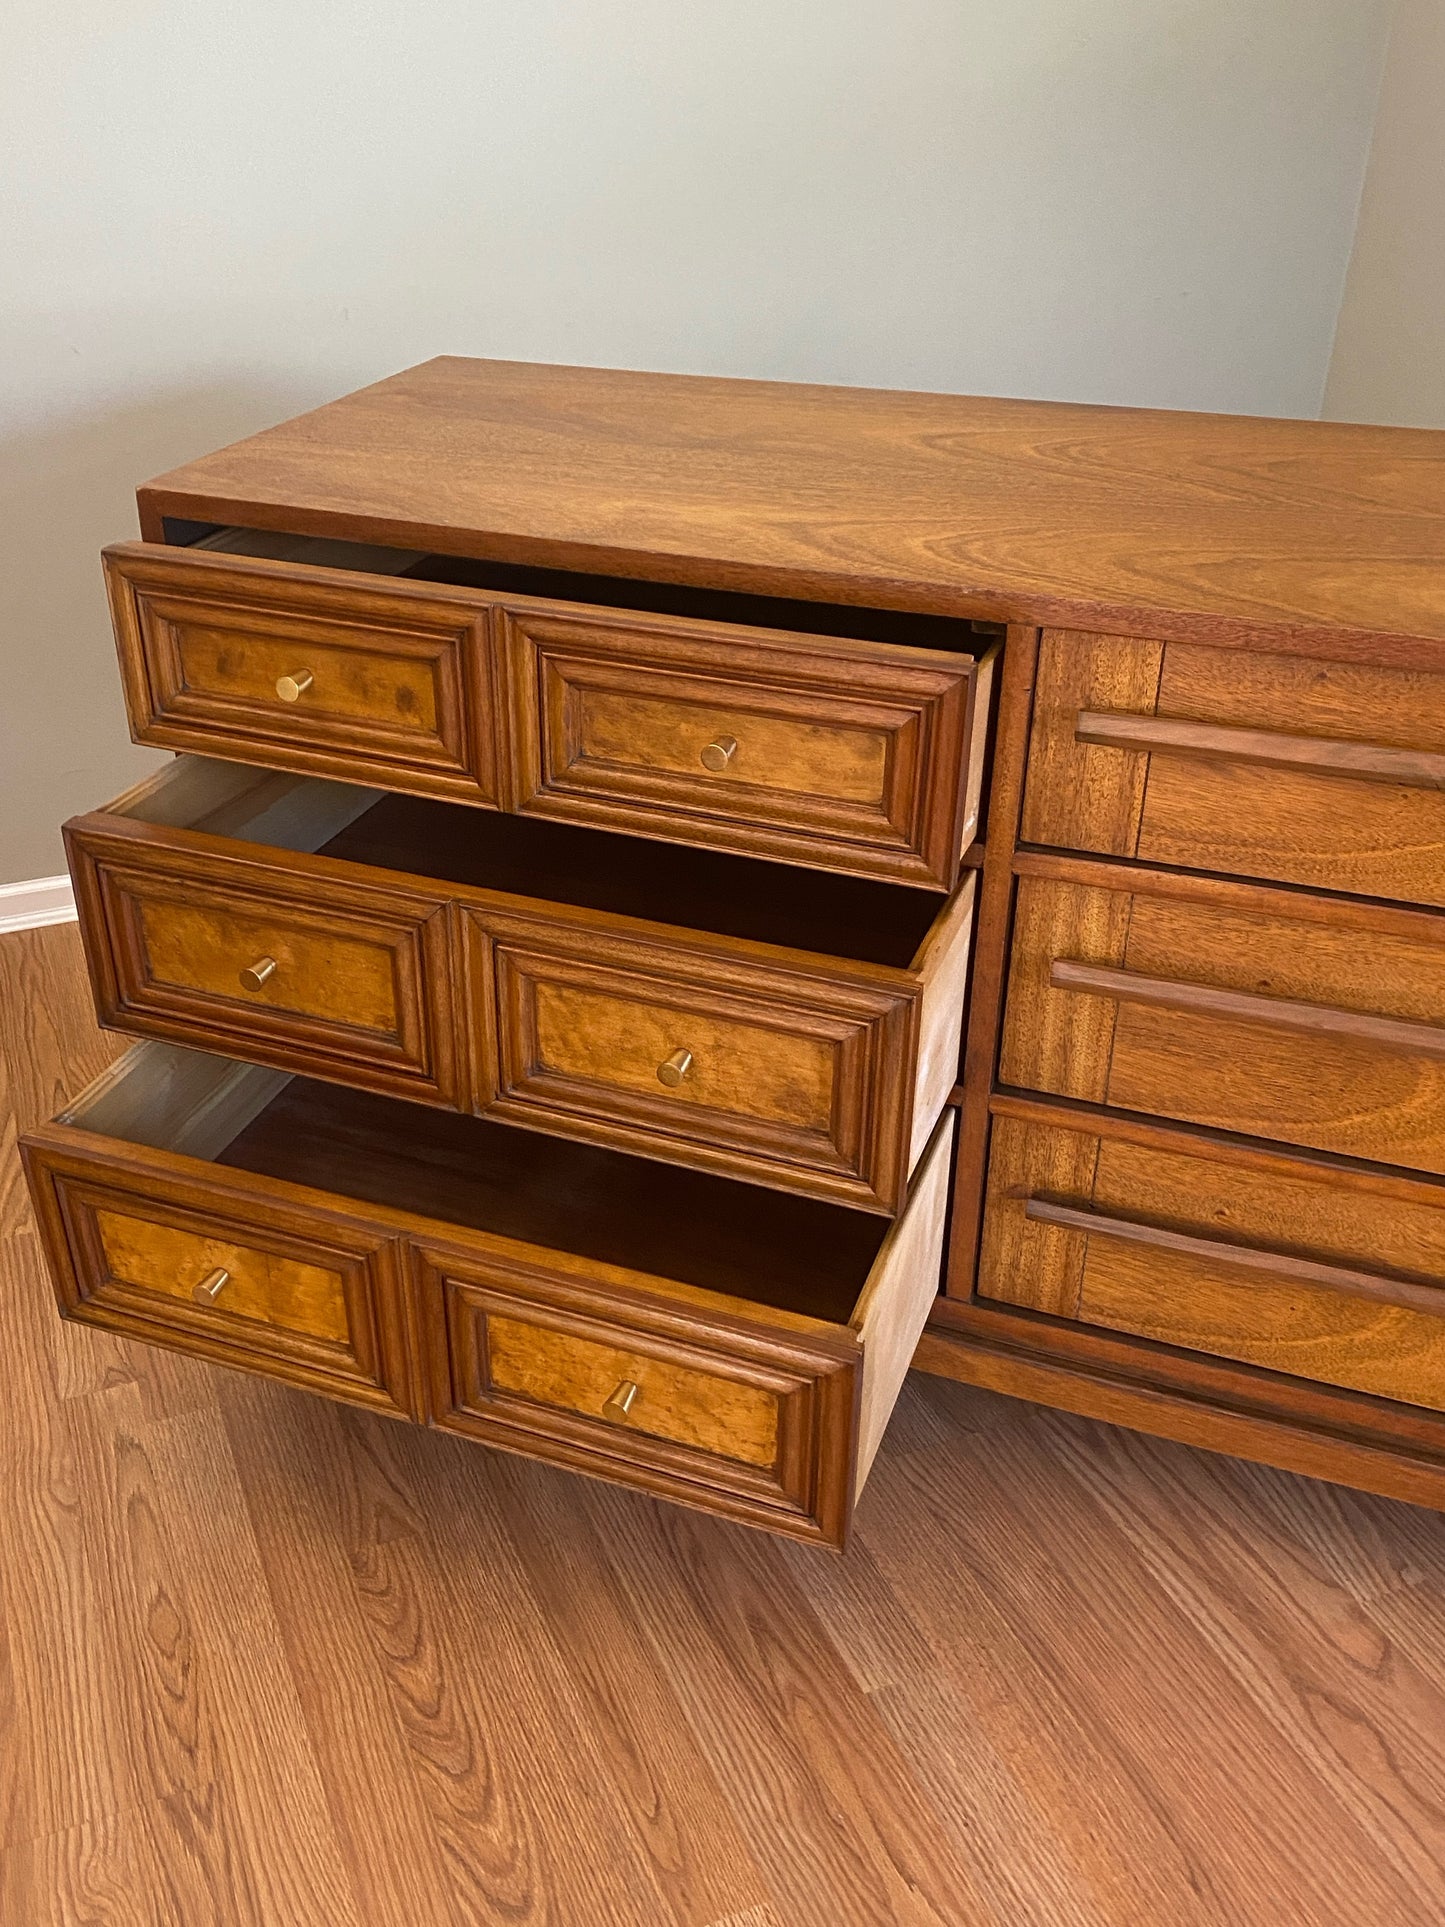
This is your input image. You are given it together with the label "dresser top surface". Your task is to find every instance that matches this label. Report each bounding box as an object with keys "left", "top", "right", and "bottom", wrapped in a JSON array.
[{"left": 139, "top": 356, "right": 1445, "bottom": 652}]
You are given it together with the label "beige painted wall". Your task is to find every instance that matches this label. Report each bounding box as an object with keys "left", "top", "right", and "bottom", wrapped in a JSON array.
[
  {"left": 2, "top": 1, "right": 1395, "bottom": 883},
  {"left": 1324, "top": 0, "right": 1445, "bottom": 428}
]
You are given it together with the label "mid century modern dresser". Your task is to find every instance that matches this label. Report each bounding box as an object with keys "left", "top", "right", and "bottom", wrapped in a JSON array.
[{"left": 21, "top": 357, "right": 1445, "bottom": 1546}]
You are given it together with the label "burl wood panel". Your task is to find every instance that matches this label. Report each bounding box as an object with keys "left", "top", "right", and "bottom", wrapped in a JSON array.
[
  {"left": 23, "top": 1041, "right": 947, "bottom": 1548},
  {"left": 22, "top": 1139, "right": 422, "bottom": 1420},
  {"left": 978, "top": 1112, "right": 1445, "bottom": 1413},
  {"left": 178, "top": 626, "right": 440, "bottom": 729},
  {"left": 486, "top": 1312, "right": 780, "bottom": 1467},
  {"left": 528, "top": 979, "right": 836, "bottom": 1134},
  {"left": 137, "top": 894, "right": 399, "bottom": 1034},
  {"left": 1023, "top": 628, "right": 1445, "bottom": 904},
  {"left": 104, "top": 543, "right": 503, "bottom": 804},
  {"left": 68, "top": 824, "right": 461, "bottom": 1109},
  {"left": 421, "top": 1246, "right": 860, "bottom": 1546},
  {"left": 504, "top": 604, "right": 982, "bottom": 888},
  {"left": 1001, "top": 863, "right": 1445, "bottom": 1175},
  {"left": 95, "top": 1206, "right": 350, "bottom": 1344},
  {"left": 135, "top": 356, "right": 1445, "bottom": 653},
  {"left": 474, "top": 906, "right": 916, "bottom": 1212}
]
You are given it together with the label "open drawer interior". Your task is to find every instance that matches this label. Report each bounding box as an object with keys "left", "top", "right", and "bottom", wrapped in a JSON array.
[
  {"left": 60, "top": 1042, "right": 906, "bottom": 1323},
  {"left": 188, "top": 524, "right": 1003, "bottom": 659},
  {"left": 28, "top": 1040, "right": 956, "bottom": 1544},
  {"left": 102, "top": 755, "right": 952, "bottom": 969}
]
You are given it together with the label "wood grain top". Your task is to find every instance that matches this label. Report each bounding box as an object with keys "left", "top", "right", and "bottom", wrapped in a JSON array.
[{"left": 139, "top": 356, "right": 1445, "bottom": 653}]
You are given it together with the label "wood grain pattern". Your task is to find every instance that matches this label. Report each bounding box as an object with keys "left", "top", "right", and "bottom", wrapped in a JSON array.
[
  {"left": 133, "top": 356, "right": 1445, "bottom": 655},
  {"left": 104, "top": 543, "right": 504, "bottom": 806},
  {"left": 135, "top": 892, "right": 399, "bottom": 1033},
  {"left": 851, "top": 1112, "right": 955, "bottom": 1488},
  {"left": 1024, "top": 1197, "right": 1445, "bottom": 1318},
  {"left": 978, "top": 1106, "right": 1445, "bottom": 1418},
  {"left": 1017, "top": 629, "right": 1163, "bottom": 852},
  {"left": 74, "top": 755, "right": 969, "bottom": 1211},
  {"left": 1024, "top": 628, "right": 1445, "bottom": 903},
  {"left": 7, "top": 921, "right": 1445, "bottom": 1924},
  {"left": 1001, "top": 864, "right": 1445, "bottom": 1175},
  {"left": 421, "top": 1243, "right": 858, "bottom": 1546},
  {"left": 1080, "top": 1242, "right": 1445, "bottom": 1414},
  {"left": 68, "top": 816, "right": 461, "bottom": 1111},
  {"left": 504, "top": 602, "right": 984, "bottom": 888},
  {"left": 486, "top": 1311, "right": 781, "bottom": 1467},
  {"left": 23, "top": 1034, "right": 951, "bottom": 1548},
  {"left": 109, "top": 530, "right": 992, "bottom": 891},
  {"left": 944, "top": 624, "right": 1039, "bottom": 1299},
  {"left": 93, "top": 1206, "right": 350, "bottom": 1344},
  {"left": 24, "top": 1141, "right": 420, "bottom": 1422},
  {"left": 473, "top": 906, "right": 918, "bottom": 1213}
]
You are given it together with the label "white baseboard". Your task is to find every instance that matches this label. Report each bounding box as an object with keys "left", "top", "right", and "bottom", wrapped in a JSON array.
[{"left": 0, "top": 873, "right": 77, "bottom": 935}]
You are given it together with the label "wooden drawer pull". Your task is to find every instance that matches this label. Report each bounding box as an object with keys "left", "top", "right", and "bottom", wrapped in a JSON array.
[
  {"left": 1050, "top": 959, "right": 1445, "bottom": 1061},
  {"left": 1075, "top": 710, "right": 1445, "bottom": 792},
  {"left": 192, "top": 1266, "right": 231, "bottom": 1306},
  {"left": 657, "top": 1047, "right": 694, "bottom": 1088},
  {"left": 239, "top": 956, "right": 279, "bottom": 992},
  {"left": 275, "top": 670, "right": 315, "bottom": 703},
  {"left": 700, "top": 734, "right": 738, "bottom": 772},
  {"left": 1022, "top": 1197, "right": 1445, "bottom": 1318},
  {"left": 602, "top": 1379, "right": 641, "bottom": 1423}
]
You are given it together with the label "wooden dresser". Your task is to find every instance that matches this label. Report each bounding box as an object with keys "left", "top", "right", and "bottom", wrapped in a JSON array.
[{"left": 21, "top": 357, "right": 1445, "bottom": 1544}]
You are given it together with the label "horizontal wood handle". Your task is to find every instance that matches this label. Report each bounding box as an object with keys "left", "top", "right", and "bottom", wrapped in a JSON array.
[
  {"left": 1075, "top": 710, "right": 1445, "bottom": 792},
  {"left": 1049, "top": 959, "right": 1445, "bottom": 1061},
  {"left": 1023, "top": 1197, "right": 1445, "bottom": 1318}
]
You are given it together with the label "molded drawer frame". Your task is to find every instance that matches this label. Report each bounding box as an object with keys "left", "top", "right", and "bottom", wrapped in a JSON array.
[
  {"left": 21, "top": 1042, "right": 957, "bottom": 1549},
  {"left": 66, "top": 756, "right": 974, "bottom": 1213}
]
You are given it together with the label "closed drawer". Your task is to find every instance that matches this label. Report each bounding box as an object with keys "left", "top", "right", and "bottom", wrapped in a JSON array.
[
  {"left": 22, "top": 1042, "right": 957, "bottom": 1547},
  {"left": 1001, "top": 858, "right": 1445, "bottom": 1176},
  {"left": 70, "top": 757, "right": 973, "bottom": 1212},
  {"left": 68, "top": 763, "right": 459, "bottom": 1108},
  {"left": 978, "top": 1105, "right": 1445, "bottom": 1413},
  {"left": 1021, "top": 627, "right": 1445, "bottom": 905},
  {"left": 104, "top": 540, "right": 503, "bottom": 805},
  {"left": 504, "top": 602, "right": 993, "bottom": 889}
]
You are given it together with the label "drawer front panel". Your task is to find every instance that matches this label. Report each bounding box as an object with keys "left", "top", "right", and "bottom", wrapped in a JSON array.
[
  {"left": 28, "top": 1156, "right": 419, "bottom": 1417},
  {"left": 23, "top": 1045, "right": 958, "bottom": 1548},
  {"left": 486, "top": 1311, "right": 780, "bottom": 1465},
  {"left": 979, "top": 1112, "right": 1445, "bottom": 1412},
  {"left": 419, "top": 1245, "right": 857, "bottom": 1542},
  {"left": 506, "top": 606, "right": 985, "bottom": 888},
  {"left": 138, "top": 893, "right": 399, "bottom": 1034},
  {"left": 1021, "top": 628, "right": 1445, "bottom": 904},
  {"left": 72, "top": 835, "right": 459, "bottom": 1106},
  {"left": 470, "top": 910, "right": 914, "bottom": 1211},
  {"left": 104, "top": 544, "right": 501, "bottom": 804},
  {"left": 1002, "top": 870, "right": 1445, "bottom": 1175}
]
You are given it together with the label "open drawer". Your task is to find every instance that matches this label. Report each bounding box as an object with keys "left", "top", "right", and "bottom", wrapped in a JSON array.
[
  {"left": 22, "top": 1042, "right": 957, "bottom": 1547},
  {"left": 68, "top": 756, "right": 975, "bottom": 1213},
  {"left": 104, "top": 529, "right": 996, "bottom": 889}
]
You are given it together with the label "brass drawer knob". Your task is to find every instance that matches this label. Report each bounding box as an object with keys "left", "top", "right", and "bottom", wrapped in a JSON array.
[
  {"left": 602, "top": 1380, "right": 640, "bottom": 1423},
  {"left": 192, "top": 1267, "right": 230, "bottom": 1306},
  {"left": 239, "top": 956, "right": 278, "bottom": 992},
  {"left": 700, "top": 735, "right": 738, "bottom": 772},
  {"left": 657, "top": 1048, "right": 694, "bottom": 1088},
  {"left": 275, "top": 670, "right": 314, "bottom": 703}
]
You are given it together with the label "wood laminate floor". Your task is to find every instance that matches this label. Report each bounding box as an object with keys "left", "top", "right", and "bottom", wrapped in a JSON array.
[{"left": 2, "top": 921, "right": 1443, "bottom": 1927}]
